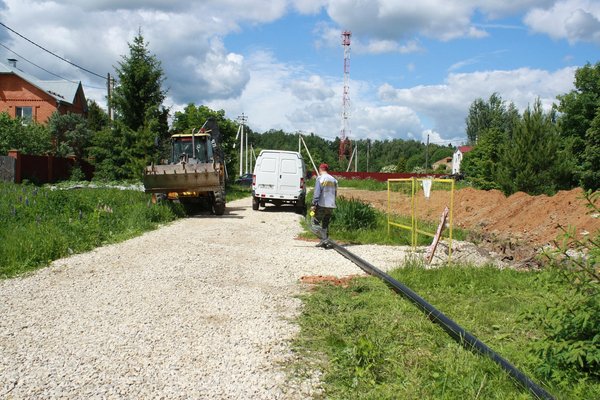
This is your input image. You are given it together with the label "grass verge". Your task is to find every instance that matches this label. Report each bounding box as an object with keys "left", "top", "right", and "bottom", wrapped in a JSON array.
[
  {"left": 227, "top": 184, "right": 252, "bottom": 201},
  {"left": 293, "top": 264, "right": 600, "bottom": 399},
  {"left": 0, "top": 182, "right": 184, "bottom": 278}
]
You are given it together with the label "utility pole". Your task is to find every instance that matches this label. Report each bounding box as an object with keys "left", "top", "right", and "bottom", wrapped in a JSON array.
[
  {"left": 236, "top": 113, "right": 247, "bottom": 176},
  {"left": 244, "top": 119, "right": 249, "bottom": 174},
  {"left": 107, "top": 72, "right": 112, "bottom": 121},
  {"left": 367, "top": 139, "right": 370, "bottom": 172},
  {"left": 425, "top": 133, "right": 430, "bottom": 173},
  {"left": 355, "top": 142, "right": 358, "bottom": 172}
]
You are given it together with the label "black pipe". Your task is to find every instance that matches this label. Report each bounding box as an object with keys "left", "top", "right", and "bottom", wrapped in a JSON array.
[{"left": 326, "top": 239, "right": 554, "bottom": 400}]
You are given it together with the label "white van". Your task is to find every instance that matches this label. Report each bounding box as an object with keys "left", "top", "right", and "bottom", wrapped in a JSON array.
[{"left": 252, "top": 150, "right": 307, "bottom": 212}]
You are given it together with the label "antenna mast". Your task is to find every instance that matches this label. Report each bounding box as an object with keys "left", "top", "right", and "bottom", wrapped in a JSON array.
[{"left": 339, "top": 30, "right": 352, "bottom": 165}]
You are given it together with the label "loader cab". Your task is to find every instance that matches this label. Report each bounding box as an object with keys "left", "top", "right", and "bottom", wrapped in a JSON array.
[{"left": 171, "top": 133, "right": 213, "bottom": 164}]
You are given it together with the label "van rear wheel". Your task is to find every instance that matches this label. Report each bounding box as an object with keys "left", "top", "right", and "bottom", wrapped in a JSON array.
[
  {"left": 295, "top": 200, "right": 306, "bottom": 215},
  {"left": 252, "top": 196, "right": 259, "bottom": 210}
]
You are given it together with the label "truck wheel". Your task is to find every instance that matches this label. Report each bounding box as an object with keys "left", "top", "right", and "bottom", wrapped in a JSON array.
[
  {"left": 252, "top": 196, "right": 260, "bottom": 210},
  {"left": 213, "top": 191, "right": 226, "bottom": 216}
]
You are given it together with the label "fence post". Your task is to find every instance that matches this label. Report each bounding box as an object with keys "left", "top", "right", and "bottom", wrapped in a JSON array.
[{"left": 7, "top": 150, "right": 21, "bottom": 183}]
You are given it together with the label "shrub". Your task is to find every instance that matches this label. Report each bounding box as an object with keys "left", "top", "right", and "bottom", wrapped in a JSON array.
[
  {"left": 332, "top": 197, "right": 377, "bottom": 231},
  {"left": 527, "top": 190, "right": 600, "bottom": 383}
]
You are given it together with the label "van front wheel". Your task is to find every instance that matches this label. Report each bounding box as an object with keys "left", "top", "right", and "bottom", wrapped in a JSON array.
[{"left": 252, "top": 196, "right": 260, "bottom": 210}]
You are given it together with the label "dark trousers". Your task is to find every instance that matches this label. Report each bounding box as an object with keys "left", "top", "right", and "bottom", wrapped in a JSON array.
[{"left": 311, "top": 207, "right": 333, "bottom": 240}]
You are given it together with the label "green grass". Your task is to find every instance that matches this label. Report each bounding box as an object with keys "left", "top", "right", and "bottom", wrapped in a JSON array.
[
  {"left": 293, "top": 264, "right": 599, "bottom": 399},
  {"left": 0, "top": 182, "right": 184, "bottom": 278},
  {"left": 226, "top": 183, "right": 252, "bottom": 201}
]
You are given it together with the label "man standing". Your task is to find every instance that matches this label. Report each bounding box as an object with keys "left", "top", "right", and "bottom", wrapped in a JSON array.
[{"left": 311, "top": 163, "right": 338, "bottom": 248}]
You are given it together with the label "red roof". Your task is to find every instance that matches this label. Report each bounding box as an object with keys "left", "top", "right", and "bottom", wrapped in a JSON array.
[{"left": 457, "top": 145, "right": 473, "bottom": 153}]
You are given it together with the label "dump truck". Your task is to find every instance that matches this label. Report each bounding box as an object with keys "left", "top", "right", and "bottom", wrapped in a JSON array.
[{"left": 142, "top": 118, "right": 227, "bottom": 215}]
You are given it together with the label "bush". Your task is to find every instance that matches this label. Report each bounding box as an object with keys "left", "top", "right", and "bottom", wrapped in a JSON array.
[
  {"left": 526, "top": 190, "right": 600, "bottom": 383},
  {"left": 331, "top": 197, "right": 377, "bottom": 231}
]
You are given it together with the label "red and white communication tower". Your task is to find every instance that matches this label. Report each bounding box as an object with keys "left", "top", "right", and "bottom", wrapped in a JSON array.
[{"left": 339, "top": 30, "right": 352, "bottom": 163}]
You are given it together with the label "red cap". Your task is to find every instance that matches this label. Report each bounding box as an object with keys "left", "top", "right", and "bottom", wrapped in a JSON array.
[{"left": 319, "top": 163, "right": 329, "bottom": 171}]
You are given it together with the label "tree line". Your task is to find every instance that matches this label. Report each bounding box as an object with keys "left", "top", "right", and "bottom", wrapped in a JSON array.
[
  {"left": 462, "top": 63, "right": 599, "bottom": 194},
  {"left": 0, "top": 31, "right": 597, "bottom": 195}
]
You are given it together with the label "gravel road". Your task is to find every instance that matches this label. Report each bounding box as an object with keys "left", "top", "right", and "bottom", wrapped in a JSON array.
[{"left": 0, "top": 198, "right": 413, "bottom": 399}]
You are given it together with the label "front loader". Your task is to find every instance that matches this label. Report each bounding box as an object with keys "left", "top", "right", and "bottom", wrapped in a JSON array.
[{"left": 143, "top": 118, "right": 227, "bottom": 215}]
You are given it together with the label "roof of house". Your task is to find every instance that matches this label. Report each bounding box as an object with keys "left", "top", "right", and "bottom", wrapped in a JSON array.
[
  {"left": 457, "top": 145, "right": 473, "bottom": 153},
  {"left": 433, "top": 156, "right": 452, "bottom": 165},
  {"left": 0, "top": 61, "right": 83, "bottom": 105}
]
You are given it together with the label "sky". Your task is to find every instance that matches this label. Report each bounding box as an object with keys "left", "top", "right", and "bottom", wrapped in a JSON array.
[{"left": 0, "top": 0, "right": 598, "bottom": 146}]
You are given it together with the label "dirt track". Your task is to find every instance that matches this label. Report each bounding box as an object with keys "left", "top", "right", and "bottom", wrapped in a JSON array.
[{"left": 340, "top": 187, "right": 599, "bottom": 248}]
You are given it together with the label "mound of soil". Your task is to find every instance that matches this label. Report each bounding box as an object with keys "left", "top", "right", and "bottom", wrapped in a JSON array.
[{"left": 340, "top": 187, "right": 599, "bottom": 263}]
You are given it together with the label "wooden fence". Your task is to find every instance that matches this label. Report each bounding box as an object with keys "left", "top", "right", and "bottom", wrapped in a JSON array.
[{"left": 1, "top": 150, "right": 94, "bottom": 184}]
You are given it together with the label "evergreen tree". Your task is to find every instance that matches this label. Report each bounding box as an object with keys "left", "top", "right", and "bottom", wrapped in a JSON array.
[
  {"left": 111, "top": 30, "right": 167, "bottom": 133},
  {"left": 496, "top": 100, "right": 570, "bottom": 195},
  {"left": 86, "top": 100, "right": 109, "bottom": 132},
  {"left": 91, "top": 31, "right": 168, "bottom": 180},
  {"left": 47, "top": 112, "right": 92, "bottom": 159}
]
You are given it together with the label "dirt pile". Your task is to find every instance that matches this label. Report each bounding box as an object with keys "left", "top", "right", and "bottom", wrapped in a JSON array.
[{"left": 340, "top": 187, "right": 599, "bottom": 250}]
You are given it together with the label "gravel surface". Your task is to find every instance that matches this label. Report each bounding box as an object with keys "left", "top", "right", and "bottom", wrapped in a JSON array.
[{"left": 0, "top": 198, "right": 416, "bottom": 399}]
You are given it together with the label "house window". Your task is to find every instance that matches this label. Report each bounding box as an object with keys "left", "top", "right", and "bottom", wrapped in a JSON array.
[{"left": 15, "top": 106, "right": 33, "bottom": 121}]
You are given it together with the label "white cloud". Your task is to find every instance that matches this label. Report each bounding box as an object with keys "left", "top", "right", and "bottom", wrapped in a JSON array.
[
  {"left": 524, "top": 0, "right": 600, "bottom": 44},
  {"left": 379, "top": 67, "right": 577, "bottom": 138},
  {"left": 320, "top": 0, "right": 552, "bottom": 43},
  {"left": 0, "top": 0, "right": 584, "bottom": 146},
  {"left": 290, "top": 75, "right": 335, "bottom": 101},
  {"left": 1, "top": 0, "right": 256, "bottom": 106}
]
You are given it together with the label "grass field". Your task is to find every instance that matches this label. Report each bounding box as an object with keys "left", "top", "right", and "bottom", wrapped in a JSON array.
[{"left": 293, "top": 264, "right": 599, "bottom": 400}]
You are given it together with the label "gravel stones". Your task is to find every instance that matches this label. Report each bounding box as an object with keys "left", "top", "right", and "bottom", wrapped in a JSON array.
[{"left": 0, "top": 199, "right": 413, "bottom": 399}]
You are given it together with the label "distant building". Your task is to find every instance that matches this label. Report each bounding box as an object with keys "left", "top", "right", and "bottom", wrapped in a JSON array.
[
  {"left": 452, "top": 145, "right": 473, "bottom": 175},
  {"left": 432, "top": 156, "right": 453, "bottom": 172},
  {"left": 0, "top": 59, "right": 87, "bottom": 123}
]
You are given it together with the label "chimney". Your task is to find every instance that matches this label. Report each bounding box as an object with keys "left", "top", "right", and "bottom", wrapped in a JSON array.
[{"left": 7, "top": 58, "right": 17, "bottom": 68}]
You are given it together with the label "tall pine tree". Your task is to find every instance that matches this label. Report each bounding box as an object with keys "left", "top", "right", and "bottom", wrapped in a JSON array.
[
  {"left": 91, "top": 30, "right": 168, "bottom": 180},
  {"left": 496, "top": 100, "right": 570, "bottom": 195},
  {"left": 111, "top": 30, "right": 166, "bottom": 132}
]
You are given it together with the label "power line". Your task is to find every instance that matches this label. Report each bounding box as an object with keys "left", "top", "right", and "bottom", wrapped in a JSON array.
[
  {"left": 0, "top": 21, "right": 106, "bottom": 80},
  {"left": 0, "top": 42, "right": 77, "bottom": 82},
  {"left": 0, "top": 42, "right": 106, "bottom": 90}
]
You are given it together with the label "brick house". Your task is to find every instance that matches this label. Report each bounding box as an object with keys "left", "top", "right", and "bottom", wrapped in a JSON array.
[{"left": 0, "top": 59, "right": 87, "bottom": 123}]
